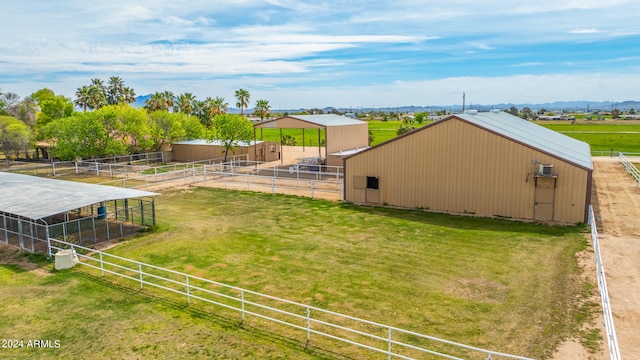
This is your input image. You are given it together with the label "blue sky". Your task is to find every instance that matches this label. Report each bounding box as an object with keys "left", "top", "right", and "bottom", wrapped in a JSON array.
[{"left": 1, "top": 0, "right": 639, "bottom": 109}]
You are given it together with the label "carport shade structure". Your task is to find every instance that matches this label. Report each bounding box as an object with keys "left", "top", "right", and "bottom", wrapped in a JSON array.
[
  {"left": 253, "top": 114, "right": 369, "bottom": 164},
  {"left": 0, "top": 172, "right": 158, "bottom": 255}
]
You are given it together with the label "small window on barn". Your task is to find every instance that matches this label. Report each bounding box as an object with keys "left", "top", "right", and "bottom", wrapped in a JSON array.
[{"left": 366, "top": 176, "right": 379, "bottom": 190}]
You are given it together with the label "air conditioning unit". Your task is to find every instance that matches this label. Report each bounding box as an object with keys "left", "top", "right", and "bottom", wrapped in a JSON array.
[{"left": 538, "top": 164, "right": 553, "bottom": 176}]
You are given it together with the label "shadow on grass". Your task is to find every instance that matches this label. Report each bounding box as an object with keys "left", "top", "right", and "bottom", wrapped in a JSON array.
[
  {"left": 339, "top": 202, "right": 586, "bottom": 236},
  {"left": 70, "top": 269, "right": 355, "bottom": 360}
]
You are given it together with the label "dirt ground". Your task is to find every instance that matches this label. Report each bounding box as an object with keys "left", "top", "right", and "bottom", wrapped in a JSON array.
[
  {"left": 588, "top": 157, "right": 640, "bottom": 358},
  {"left": 554, "top": 156, "right": 640, "bottom": 359}
]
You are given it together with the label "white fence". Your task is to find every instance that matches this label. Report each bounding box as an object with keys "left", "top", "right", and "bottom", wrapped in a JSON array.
[
  {"left": 587, "top": 205, "right": 621, "bottom": 360},
  {"left": 93, "top": 160, "right": 343, "bottom": 200},
  {"left": 48, "top": 238, "right": 532, "bottom": 360},
  {"left": 619, "top": 152, "right": 640, "bottom": 186}
]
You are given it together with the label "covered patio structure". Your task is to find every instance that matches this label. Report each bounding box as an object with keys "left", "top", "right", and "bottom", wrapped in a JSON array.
[
  {"left": 0, "top": 172, "right": 158, "bottom": 256},
  {"left": 253, "top": 114, "right": 369, "bottom": 167}
]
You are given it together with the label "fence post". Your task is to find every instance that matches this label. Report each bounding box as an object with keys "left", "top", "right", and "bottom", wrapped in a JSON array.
[
  {"left": 388, "top": 327, "right": 392, "bottom": 360},
  {"left": 100, "top": 253, "right": 104, "bottom": 277},
  {"left": 272, "top": 177, "right": 275, "bottom": 194},
  {"left": 139, "top": 263, "right": 143, "bottom": 289},
  {"left": 306, "top": 307, "right": 311, "bottom": 342},
  {"left": 241, "top": 290, "right": 246, "bottom": 322},
  {"left": 186, "top": 275, "right": 191, "bottom": 304},
  {"left": 310, "top": 181, "right": 315, "bottom": 199}
]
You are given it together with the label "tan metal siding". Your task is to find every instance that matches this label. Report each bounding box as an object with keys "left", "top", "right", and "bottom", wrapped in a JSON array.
[
  {"left": 326, "top": 124, "right": 369, "bottom": 154},
  {"left": 172, "top": 143, "right": 280, "bottom": 162},
  {"left": 345, "top": 119, "right": 589, "bottom": 223}
]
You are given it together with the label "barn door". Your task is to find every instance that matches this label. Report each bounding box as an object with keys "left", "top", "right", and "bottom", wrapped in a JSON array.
[{"left": 534, "top": 177, "right": 556, "bottom": 221}]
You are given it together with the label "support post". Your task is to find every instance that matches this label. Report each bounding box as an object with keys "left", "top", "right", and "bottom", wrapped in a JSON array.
[
  {"left": 186, "top": 275, "right": 191, "bottom": 304},
  {"left": 139, "top": 263, "right": 143, "bottom": 289},
  {"left": 306, "top": 307, "right": 311, "bottom": 342},
  {"left": 241, "top": 290, "right": 245, "bottom": 322},
  {"left": 100, "top": 253, "right": 104, "bottom": 277}
]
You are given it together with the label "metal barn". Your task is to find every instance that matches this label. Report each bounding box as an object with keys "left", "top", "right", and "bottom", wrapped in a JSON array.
[
  {"left": 0, "top": 172, "right": 158, "bottom": 255},
  {"left": 343, "top": 111, "right": 593, "bottom": 223},
  {"left": 254, "top": 114, "right": 369, "bottom": 167}
]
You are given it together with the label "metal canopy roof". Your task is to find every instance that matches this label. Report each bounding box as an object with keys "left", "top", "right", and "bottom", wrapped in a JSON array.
[
  {"left": 254, "top": 114, "right": 365, "bottom": 128},
  {"left": 453, "top": 111, "right": 593, "bottom": 170},
  {"left": 0, "top": 172, "right": 158, "bottom": 220}
]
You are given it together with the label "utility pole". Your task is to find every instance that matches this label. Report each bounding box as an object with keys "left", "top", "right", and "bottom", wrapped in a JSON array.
[{"left": 462, "top": 92, "right": 466, "bottom": 113}]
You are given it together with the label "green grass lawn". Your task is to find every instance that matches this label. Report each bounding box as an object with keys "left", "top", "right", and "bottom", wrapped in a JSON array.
[
  {"left": 34, "top": 187, "right": 597, "bottom": 359},
  {"left": 0, "top": 248, "right": 330, "bottom": 360},
  {"left": 535, "top": 121, "right": 640, "bottom": 153}
]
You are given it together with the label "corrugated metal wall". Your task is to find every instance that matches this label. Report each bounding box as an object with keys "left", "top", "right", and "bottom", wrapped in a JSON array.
[
  {"left": 326, "top": 124, "right": 369, "bottom": 154},
  {"left": 172, "top": 143, "right": 280, "bottom": 162},
  {"left": 344, "top": 118, "right": 590, "bottom": 223}
]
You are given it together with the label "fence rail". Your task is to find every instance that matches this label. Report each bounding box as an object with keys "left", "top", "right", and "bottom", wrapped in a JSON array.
[
  {"left": 93, "top": 160, "right": 343, "bottom": 199},
  {"left": 587, "top": 205, "right": 621, "bottom": 360},
  {"left": 49, "top": 239, "right": 532, "bottom": 360},
  {"left": 619, "top": 152, "right": 640, "bottom": 187}
]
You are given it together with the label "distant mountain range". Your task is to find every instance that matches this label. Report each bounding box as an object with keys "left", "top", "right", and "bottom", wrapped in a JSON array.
[{"left": 134, "top": 95, "right": 640, "bottom": 114}]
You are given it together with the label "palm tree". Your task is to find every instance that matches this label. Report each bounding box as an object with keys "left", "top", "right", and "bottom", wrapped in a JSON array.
[
  {"left": 107, "top": 76, "right": 124, "bottom": 105},
  {"left": 212, "top": 96, "right": 228, "bottom": 116},
  {"left": 122, "top": 87, "right": 136, "bottom": 104},
  {"left": 254, "top": 99, "right": 270, "bottom": 122},
  {"left": 162, "top": 91, "right": 175, "bottom": 111},
  {"left": 144, "top": 92, "right": 166, "bottom": 112},
  {"left": 75, "top": 86, "right": 91, "bottom": 112},
  {"left": 234, "top": 88, "right": 250, "bottom": 116},
  {"left": 177, "top": 93, "right": 196, "bottom": 115},
  {"left": 87, "top": 79, "right": 107, "bottom": 110}
]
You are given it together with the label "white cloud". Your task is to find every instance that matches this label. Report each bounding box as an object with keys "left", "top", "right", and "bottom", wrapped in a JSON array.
[{"left": 569, "top": 28, "right": 604, "bottom": 34}]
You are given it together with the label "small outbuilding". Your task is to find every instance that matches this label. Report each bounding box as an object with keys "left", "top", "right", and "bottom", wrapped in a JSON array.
[
  {"left": 343, "top": 110, "right": 593, "bottom": 224},
  {"left": 0, "top": 172, "right": 157, "bottom": 255},
  {"left": 171, "top": 140, "right": 281, "bottom": 163},
  {"left": 254, "top": 114, "right": 369, "bottom": 166}
]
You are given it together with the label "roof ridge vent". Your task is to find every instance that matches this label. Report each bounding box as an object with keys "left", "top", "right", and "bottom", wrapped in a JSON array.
[
  {"left": 490, "top": 109, "right": 501, "bottom": 113},
  {"left": 465, "top": 110, "right": 478, "bottom": 115}
]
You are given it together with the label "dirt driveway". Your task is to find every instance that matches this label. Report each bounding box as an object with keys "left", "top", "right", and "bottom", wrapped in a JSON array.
[{"left": 588, "top": 156, "right": 640, "bottom": 359}]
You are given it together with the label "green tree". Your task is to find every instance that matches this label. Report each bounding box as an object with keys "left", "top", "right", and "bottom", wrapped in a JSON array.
[
  {"left": 0, "top": 88, "right": 5, "bottom": 115},
  {"left": 117, "top": 105, "right": 152, "bottom": 152},
  {"left": 107, "top": 76, "right": 124, "bottom": 105},
  {"left": 396, "top": 117, "right": 416, "bottom": 136},
  {"left": 368, "top": 129, "right": 375, "bottom": 146},
  {"left": 148, "top": 111, "right": 186, "bottom": 151},
  {"left": 209, "top": 114, "right": 253, "bottom": 161},
  {"left": 43, "top": 111, "right": 125, "bottom": 160},
  {"left": 253, "top": 99, "right": 271, "bottom": 122},
  {"left": 176, "top": 93, "right": 196, "bottom": 115},
  {"left": 88, "top": 78, "right": 107, "bottom": 109},
  {"left": 145, "top": 91, "right": 174, "bottom": 112},
  {"left": 520, "top": 107, "right": 535, "bottom": 120},
  {"left": 31, "top": 89, "right": 74, "bottom": 129},
  {"left": 414, "top": 112, "right": 428, "bottom": 124},
  {"left": 234, "top": 88, "right": 250, "bottom": 116},
  {"left": 75, "top": 86, "right": 91, "bottom": 112},
  {"left": 507, "top": 106, "right": 519, "bottom": 116},
  {"left": 0, "top": 115, "right": 32, "bottom": 162}
]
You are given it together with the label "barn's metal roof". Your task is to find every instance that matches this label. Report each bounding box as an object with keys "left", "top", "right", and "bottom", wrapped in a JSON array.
[
  {"left": 173, "top": 139, "right": 264, "bottom": 146},
  {"left": 0, "top": 172, "right": 158, "bottom": 220},
  {"left": 453, "top": 111, "right": 593, "bottom": 170},
  {"left": 255, "top": 114, "right": 365, "bottom": 128}
]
